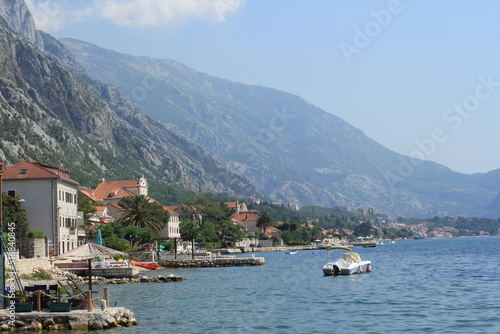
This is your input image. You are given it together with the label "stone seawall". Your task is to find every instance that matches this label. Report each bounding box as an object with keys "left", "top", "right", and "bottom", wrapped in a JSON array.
[
  {"left": 243, "top": 245, "right": 316, "bottom": 252},
  {"left": 159, "top": 256, "right": 265, "bottom": 268}
]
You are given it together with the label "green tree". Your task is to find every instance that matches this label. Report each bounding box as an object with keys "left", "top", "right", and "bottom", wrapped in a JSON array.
[
  {"left": 117, "top": 195, "right": 168, "bottom": 236},
  {"left": 214, "top": 220, "right": 246, "bottom": 247},
  {"left": 104, "top": 236, "right": 130, "bottom": 252},
  {"left": 101, "top": 221, "right": 125, "bottom": 240},
  {"left": 198, "top": 221, "right": 219, "bottom": 247},
  {"left": 161, "top": 240, "right": 174, "bottom": 252},
  {"left": 77, "top": 192, "right": 97, "bottom": 225},
  {"left": 184, "top": 197, "right": 233, "bottom": 226},
  {"left": 354, "top": 222, "right": 375, "bottom": 238},
  {"left": 123, "top": 225, "right": 156, "bottom": 246},
  {"left": 311, "top": 226, "right": 325, "bottom": 241},
  {"left": 180, "top": 219, "right": 199, "bottom": 259},
  {"left": 2, "top": 193, "right": 29, "bottom": 239},
  {"left": 257, "top": 212, "right": 273, "bottom": 234}
]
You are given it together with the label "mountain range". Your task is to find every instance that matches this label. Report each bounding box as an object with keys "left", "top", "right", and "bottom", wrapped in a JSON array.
[
  {"left": 1, "top": 0, "right": 500, "bottom": 218},
  {"left": 0, "top": 0, "right": 260, "bottom": 203},
  {"left": 60, "top": 38, "right": 500, "bottom": 218}
]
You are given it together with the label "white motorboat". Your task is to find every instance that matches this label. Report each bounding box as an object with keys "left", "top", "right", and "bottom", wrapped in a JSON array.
[
  {"left": 285, "top": 251, "right": 297, "bottom": 255},
  {"left": 322, "top": 246, "right": 372, "bottom": 276}
]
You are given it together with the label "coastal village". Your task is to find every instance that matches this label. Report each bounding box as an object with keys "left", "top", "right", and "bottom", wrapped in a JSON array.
[
  {"left": 0, "top": 157, "right": 387, "bottom": 259},
  {"left": 0, "top": 158, "right": 469, "bottom": 262},
  {"left": 0, "top": 158, "right": 490, "bottom": 331}
]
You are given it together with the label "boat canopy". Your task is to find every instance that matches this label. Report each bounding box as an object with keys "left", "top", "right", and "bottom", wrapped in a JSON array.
[
  {"left": 342, "top": 252, "right": 362, "bottom": 263},
  {"left": 326, "top": 245, "right": 353, "bottom": 252}
]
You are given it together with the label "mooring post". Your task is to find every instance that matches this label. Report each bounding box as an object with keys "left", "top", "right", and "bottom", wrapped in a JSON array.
[
  {"left": 104, "top": 287, "right": 109, "bottom": 306},
  {"left": 36, "top": 290, "right": 41, "bottom": 311},
  {"left": 86, "top": 290, "right": 92, "bottom": 312}
]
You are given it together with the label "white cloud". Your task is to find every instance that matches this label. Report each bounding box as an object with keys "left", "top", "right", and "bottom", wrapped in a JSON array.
[
  {"left": 25, "top": 0, "right": 71, "bottom": 32},
  {"left": 25, "top": 0, "right": 247, "bottom": 32}
]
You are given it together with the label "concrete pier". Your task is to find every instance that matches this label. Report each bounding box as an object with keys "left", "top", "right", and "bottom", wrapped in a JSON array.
[{"left": 0, "top": 307, "right": 138, "bottom": 331}]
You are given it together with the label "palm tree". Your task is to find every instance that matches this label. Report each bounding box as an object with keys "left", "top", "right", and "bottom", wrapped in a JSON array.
[
  {"left": 117, "top": 195, "right": 167, "bottom": 236},
  {"left": 256, "top": 212, "right": 273, "bottom": 235}
]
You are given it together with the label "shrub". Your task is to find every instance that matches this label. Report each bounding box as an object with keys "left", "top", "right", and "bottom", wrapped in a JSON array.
[
  {"left": 21, "top": 271, "right": 52, "bottom": 280},
  {"left": 27, "top": 230, "right": 44, "bottom": 238}
]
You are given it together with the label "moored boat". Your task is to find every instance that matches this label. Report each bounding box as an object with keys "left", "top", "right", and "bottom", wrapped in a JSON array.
[
  {"left": 130, "top": 260, "right": 159, "bottom": 270},
  {"left": 322, "top": 246, "right": 372, "bottom": 276}
]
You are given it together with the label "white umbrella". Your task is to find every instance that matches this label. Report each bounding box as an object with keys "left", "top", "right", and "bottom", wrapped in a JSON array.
[
  {"left": 57, "top": 242, "right": 125, "bottom": 260},
  {"left": 57, "top": 243, "right": 126, "bottom": 292}
]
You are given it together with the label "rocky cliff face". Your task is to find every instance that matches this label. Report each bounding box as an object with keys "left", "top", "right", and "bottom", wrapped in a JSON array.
[
  {"left": 0, "top": 0, "right": 260, "bottom": 201},
  {"left": 0, "top": 0, "right": 43, "bottom": 47}
]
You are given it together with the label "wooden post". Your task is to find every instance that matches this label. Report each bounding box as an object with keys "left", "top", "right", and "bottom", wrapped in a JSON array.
[
  {"left": 88, "top": 258, "right": 92, "bottom": 293},
  {"left": 174, "top": 238, "right": 177, "bottom": 260},
  {"left": 104, "top": 287, "right": 109, "bottom": 307},
  {"left": 86, "top": 290, "right": 92, "bottom": 312},
  {"left": 36, "top": 290, "right": 41, "bottom": 312}
]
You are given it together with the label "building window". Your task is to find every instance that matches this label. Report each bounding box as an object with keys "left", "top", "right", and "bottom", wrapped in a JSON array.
[
  {"left": 19, "top": 168, "right": 28, "bottom": 174},
  {"left": 7, "top": 190, "right": 15, "bottom": 197}
]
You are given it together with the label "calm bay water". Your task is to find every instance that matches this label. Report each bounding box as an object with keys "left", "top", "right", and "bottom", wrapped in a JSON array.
[{"left": 93, "top": 237, "right": 500, "bottom": 334}]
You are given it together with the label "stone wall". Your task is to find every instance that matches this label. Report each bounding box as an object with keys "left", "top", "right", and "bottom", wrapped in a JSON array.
[
  {"left": 159, "top": 256, "right": 265, "bottom": 268},
  {"left": 17, "top": 238, "right": 47, "bottom": 258},
  {"left": 129, "top": 251, "right": 156, "bottom": 262},
  {"left": 66, "top": 268, "right": 134, "bottom": 279},
  {"left": 5, "top": 258, "right": 53, "bottom": 276}
]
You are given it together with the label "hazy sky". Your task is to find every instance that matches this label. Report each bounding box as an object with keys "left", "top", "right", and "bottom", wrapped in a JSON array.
[{"left": 26, "top": 0, "right": 500, "bottom": 174}]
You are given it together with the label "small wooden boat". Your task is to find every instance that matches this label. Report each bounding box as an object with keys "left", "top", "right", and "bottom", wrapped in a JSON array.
[{"left": 130, "top": 260, "right": 159, "bottom": 270}]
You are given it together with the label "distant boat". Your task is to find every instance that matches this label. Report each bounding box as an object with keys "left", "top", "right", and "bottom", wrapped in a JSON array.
[
  {"left": 130, "top": 260, "right": 159, "bottom": 270},
  {"left": 285, "top": 251, "right": 297, "bottom": 255},
  {"left": 351, "top": 241, "right": 377, "bottom": 247},
  {"left": 389, "top": 240, "right": 396, "bottom": 244}
]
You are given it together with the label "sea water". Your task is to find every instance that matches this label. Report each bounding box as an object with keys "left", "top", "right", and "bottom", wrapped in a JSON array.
[{"left": 92, "top": 237, "right": 500, "bottom": 333}]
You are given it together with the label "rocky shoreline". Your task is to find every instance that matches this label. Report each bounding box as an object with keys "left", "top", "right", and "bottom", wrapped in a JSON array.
[
  {"left": 19, "top": 267, "right": 182, "bottom": 287},
  {"left": 0, "top": 307, "right": 137, "bottom": 331}
]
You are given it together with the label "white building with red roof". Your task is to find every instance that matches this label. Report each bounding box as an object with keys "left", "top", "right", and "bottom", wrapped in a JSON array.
[
  {"left": 160, "top": 206, "right": 181, "bottom": 239},
  {"left": 2, "top": 158, "right": 80, "bottom": 256},
  {"left": 88, "top": 177, "right": 148, "bottom": 204}
]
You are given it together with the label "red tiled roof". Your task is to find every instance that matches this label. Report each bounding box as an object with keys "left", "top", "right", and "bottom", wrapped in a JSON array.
[
  {"left": 3, "top": 158, "right": 78, "bottom": 185},
  {"left": 92, "top": 180, "right": 139, "bottom": 201},
  {"left": 79, "top": 188, "right": 97, "bottom": 201},
  {"left": 265, "top": 226, "right": 279, "bottom": 234},
  {"left": 106, "top": 202, "right": 122, "bottom": 210},
  {"left": 225, "top": 201, "right": 239, "bottom": 208},
  {"left": 163, "top": 206, "right": 180, "bottom": 216},
  {"left": 231, "top": 218, "right": 248, "bottom": 227},
  {"left": 232, "top": 213, "right": 259, "bottom": 222}
]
